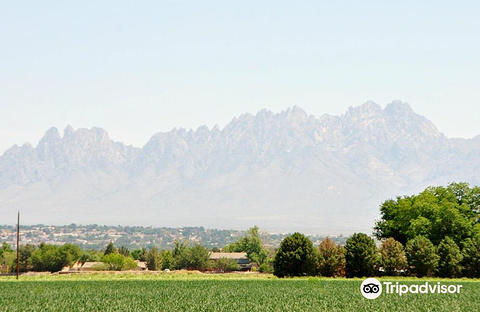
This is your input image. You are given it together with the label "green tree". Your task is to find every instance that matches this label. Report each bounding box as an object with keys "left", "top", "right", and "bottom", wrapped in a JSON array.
[
  {"left": 131, "top": 248, "right": 147, "bottom": 261},
  {"left": 223, "top": 226, "right": 269, "bottom": 266},
  {"left": 146, "top": 247, "right": 161, "bottom": 271},
  {"left": 405, "top": 236, "right": 439, "bottom": 277},
  {"left": 317, "top": 237, "right": 346, "bottom": 277},
  {"left": 160, "top": 250, "right": 174, "bottom": 270},
  {"left": 0, "top": 243, "right": 15, "bottom": 272},
  {"left": 213, "top": 257, "right": 240, "bottom": 272},
  {"left": 374, "top": 183, "right": 480, "bottom": 246},
  {"left": 345, "top": 233, "right": 379, "bottom": 277},
  {"left": 173, "top": 240, "right": 188, "bottom": 268},
  {"left": 273, "top": 232, "right": 317, "bottom": 278},
  {"left": 16, "top": 244, "right": 36, "bottom": 272},
  {"left": 437, "top": 236, "right": 463, "bottom": 277},
  {"left": 176, "top": 244, "right": 211, "bottom": 270},
  {"left": 31, "top": 243, "right": 63, "bottom": 272},
  {"left": 59, "top": 243, "right": 82, "bottom": 268},
  {"left": 0, "top": 242, "right": 13, "bottom": 254},
  {"left": 462, "top": 235, "right": 480, "bottom": 278},
  {"left": 379, "top": 238, "right": 407, "bottom": 276}
]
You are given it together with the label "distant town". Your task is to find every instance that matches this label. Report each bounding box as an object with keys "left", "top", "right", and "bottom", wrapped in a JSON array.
[{"left": 0, "top": 224, "right": 346, "bottom": 251}]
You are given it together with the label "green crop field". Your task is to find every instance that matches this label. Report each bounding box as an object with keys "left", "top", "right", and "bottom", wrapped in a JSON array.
[{"left": 0, "top": 273, "right": 479, "bottom": 311}]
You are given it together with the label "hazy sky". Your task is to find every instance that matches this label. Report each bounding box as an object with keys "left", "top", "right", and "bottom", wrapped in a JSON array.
[{"left": 1, "top": 1, "right": 479, "bottom": 154}]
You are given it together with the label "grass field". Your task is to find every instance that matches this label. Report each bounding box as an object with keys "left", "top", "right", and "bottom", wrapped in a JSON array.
[{"left": 1, "top": 273, "right": 479, "bottom": 311}]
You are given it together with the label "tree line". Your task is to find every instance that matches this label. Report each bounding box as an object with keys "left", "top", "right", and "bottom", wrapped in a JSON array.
[
  {"left": 0, "top": 226, "right": 274, "bottom": 273},
  {"left": 1, "top": 182, "right": 479, "bottom": 278}
]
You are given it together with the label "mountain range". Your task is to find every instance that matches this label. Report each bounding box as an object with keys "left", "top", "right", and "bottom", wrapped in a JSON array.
[{"left": 1, "top": 101, "right": 479, "bottom": 234}]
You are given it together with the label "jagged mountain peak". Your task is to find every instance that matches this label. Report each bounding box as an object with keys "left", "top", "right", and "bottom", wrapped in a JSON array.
[
  {"left": 346, "top": 101, "right": 382, "bottom": 116},
  {"left": 43, "top": 127, "right": 61, "bottom": 141},
  {"left": 385, "top": 100, "right": 413, "bottom": 114}
]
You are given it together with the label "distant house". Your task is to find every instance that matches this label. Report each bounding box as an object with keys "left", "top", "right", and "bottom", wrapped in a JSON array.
[
  {"left": 209, "top": 252, "right": 254, "bottom": 271},
  {"left": 134, "top": 261, "right": 147, "bottom": 271}
]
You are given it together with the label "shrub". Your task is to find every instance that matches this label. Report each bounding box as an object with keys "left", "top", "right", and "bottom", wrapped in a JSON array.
[
  {"left": 214, "top": 257, "right": 240, "bottom": 272},
  {"left": 102, "top": 253, "right": 137, "bottom": 271}
]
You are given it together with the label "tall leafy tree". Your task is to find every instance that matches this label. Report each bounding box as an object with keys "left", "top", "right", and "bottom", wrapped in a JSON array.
[
  {"left": 273, "top": 232, "right": 317, "bottom": 278},
  {"left": 405, "top": 236, "right": 439, "bottom": 277},
  {"left": 31, "top": 243, "right": 63, "bottom": 272},
  {"left": 375, "top": 183, "right": 480, "bottom": 246},
  {"left": 59, "top": 243, "right": 82, "bottom": 268},
  {"left": 175, "top": 244, "right": 211, "bottom": 270},
  {"left": 345, "top": 233, "right": 379, "bottom": 277},
  {"left": 379, "top": 238, "right": 407, "bottom": 276},
  {"left": 223, "top": 226, "right": 269, "bottom": 266}
]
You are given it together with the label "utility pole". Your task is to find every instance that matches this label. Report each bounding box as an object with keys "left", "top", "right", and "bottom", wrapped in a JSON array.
[{"left": 16, "top": 211, "right": 20, "bottom": 280}]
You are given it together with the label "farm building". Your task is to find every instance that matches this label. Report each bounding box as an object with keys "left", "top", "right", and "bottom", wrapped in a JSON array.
[
  {"left": 209, "top": 252, "right": 255, "bottom": 271},
  {"left": 133, "top": 261, "right": 147, "bottom": 271}
]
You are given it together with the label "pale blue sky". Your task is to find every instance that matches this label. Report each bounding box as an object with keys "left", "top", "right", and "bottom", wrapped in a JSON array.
[{"left": 1, "top": 1, "right": 479, "bottom": 154}]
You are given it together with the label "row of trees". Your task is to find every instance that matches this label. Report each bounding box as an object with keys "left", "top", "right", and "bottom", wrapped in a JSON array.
[
  {"left": 0, "top": 226, "right": 272, "bottom": 273},
  {"left": 0, "top": 242, "right": 83, "bottom": 273},
  {"left": 2, "top": 183, "right": 478, "bottom": 277},
  {"left": 2, "top": 231, "right": 479, "bottom": 278},
  {"left": 273, "top": 232, "right": 480, "bottom": 278},
  {"left": 0, "top": 240, "right": 214, "bottom": 273}
]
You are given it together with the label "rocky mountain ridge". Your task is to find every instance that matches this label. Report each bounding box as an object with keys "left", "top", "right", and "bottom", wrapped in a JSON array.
[{"left": 0, "top": 101, "right": 478, "bottom": 234}]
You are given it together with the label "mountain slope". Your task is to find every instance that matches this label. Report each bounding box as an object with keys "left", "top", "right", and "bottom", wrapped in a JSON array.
[{"left": 0, "top": 102, "right": 477, "bottom": 234}]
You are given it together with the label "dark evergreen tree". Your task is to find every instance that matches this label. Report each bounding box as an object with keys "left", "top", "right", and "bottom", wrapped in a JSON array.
[
  {"left": 405, "top": 236, "right": 439, "bottom": 277},
  {"left": 104, "top": 242, "right": 116, "bottom": 255},
  {"left": 462, "top": 235, "right": 480, "bottom": 278},
  {"left": 345, "top": 233, "right": 379, "bottom": 277},
  {"left": 146, "top": 247, "right": 161, "bottom": 271},
  {"left": 273, "top": 232, "right": 317, "bottom": 278}
]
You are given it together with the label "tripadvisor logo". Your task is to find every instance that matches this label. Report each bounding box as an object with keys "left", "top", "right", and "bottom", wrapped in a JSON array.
[
  {"left": 361, "top": 278, "right": 382, "bottom": 299},
  {"left": 360, "top": 278, "right": 463, "bottom": 300}
]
